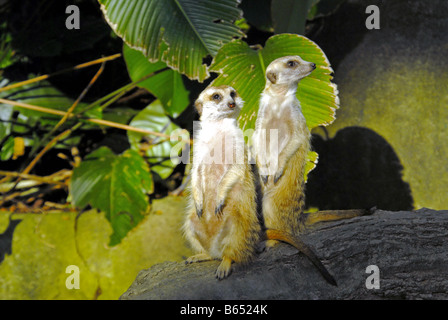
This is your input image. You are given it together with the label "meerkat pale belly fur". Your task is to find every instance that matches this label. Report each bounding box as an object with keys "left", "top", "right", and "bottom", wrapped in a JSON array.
[
  {"left": 253, "top": 56, "right": 315, "bottom": 238},
  {"left": 183, "top": 85, "right": 261, "bottom": 280}
]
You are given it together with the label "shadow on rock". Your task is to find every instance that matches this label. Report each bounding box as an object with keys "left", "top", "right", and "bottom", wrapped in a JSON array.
[{"left": 306, "top": 126, "right": 414, "bottom": 211}]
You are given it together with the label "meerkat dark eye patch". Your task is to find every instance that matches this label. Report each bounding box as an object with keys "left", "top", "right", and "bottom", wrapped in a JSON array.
[
  {"left": 230, "top": 91, "right": 236, "bottom": 99},
  {"left": 287, "top": 60, "right": 298, "bottom": 67},
  {"left": 212, "top": 93, "right": 222, "bottom": 101}
]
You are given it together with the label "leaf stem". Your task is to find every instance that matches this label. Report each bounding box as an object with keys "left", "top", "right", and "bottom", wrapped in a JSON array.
[
  {"left": 75, "top": 67, "right": 169, "bottom": 116},
  {"left": 0, "top": 170, "right": 68, "bottom": 187},
  {"left": 26, "top": 61, "right": 106, "bottom": 160},
  {"left": 0, "top": 98, "right": 173, "bottom": 139},
  {"left": 0, "top": 53, "right": 122, "bottom": 94},
  {"left": 257, "top": 48, "right": 266, "bottom": 75}
]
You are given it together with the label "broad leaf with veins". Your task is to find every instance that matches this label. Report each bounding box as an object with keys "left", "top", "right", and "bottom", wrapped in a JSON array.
[
  {"left": 70, "top": 147, "right": 152, "bottom": 246},
  {"left": 99, "top": 0, "right": 244, "bottom": 82}
]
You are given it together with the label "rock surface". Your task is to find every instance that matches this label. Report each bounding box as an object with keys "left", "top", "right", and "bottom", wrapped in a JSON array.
[{"left": 121, "top": 208, "right": 448, "bottom": 300}]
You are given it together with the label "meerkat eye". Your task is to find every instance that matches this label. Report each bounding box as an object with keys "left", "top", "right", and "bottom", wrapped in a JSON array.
[
  {"left": 212, "top": 93, "right": 221, "bottom": 101},
  {"left": 287, "top": 60, "right": 297, "bottom": 67},
  {"left": 230, "top": 91, "right": 236, "bottom": 99}
]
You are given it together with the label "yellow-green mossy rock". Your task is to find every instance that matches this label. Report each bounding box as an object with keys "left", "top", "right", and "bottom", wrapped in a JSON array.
[
  {"left": 308, "top": 0, "right": 448, "bottom": 210},
  {"left": 0, "top": 196, "right": 192, "bottom": 299}
]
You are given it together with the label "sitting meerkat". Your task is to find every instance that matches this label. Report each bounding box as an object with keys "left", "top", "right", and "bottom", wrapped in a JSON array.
[
  {"left": 252, "top": 55, "right": 315, "bottom": 242},
  {"left": 183, "top": 85, "right": 261, "bottom": 280}
]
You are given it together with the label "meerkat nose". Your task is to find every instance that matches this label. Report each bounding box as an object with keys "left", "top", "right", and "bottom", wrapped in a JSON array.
[
  {"left": 228, "top": 102, "right": 236, "bottom": 109},
  {"left": 311, "top": 63, "right": 316, "bottom": 69}
]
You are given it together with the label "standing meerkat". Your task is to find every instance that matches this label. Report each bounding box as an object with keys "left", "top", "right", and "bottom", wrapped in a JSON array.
[
  {"left": 253, "top": 55, "right": 315, "bottom": 242},
  {"left": 184, "top": 85, "right": 336, "bottom": 285},
  {"left": 251, "top": 56, "right": 338, "bottom": 286},
  {"left": 183, "top": 85, "right": 261, "bottom": 280}
]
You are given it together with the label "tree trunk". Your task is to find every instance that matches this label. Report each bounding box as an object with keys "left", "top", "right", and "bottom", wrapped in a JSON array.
[{"left": 120, "top": 208, "right": 448, "bottom": 300}]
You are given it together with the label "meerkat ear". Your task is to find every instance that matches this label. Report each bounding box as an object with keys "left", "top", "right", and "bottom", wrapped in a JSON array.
[
  {"left": 266, "top": 71, "right": 277, "bottom": 84},
  {"left": 194, "top": 100, "right": 203, "bottom": 116}
]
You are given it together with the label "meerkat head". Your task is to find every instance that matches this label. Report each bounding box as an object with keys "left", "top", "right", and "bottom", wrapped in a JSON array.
[
  {"left": 194, "top": 85, "right": 243, "bottom": 121},
  {"left": 265, "top": 55, "right": 316, "bottom": 88}
]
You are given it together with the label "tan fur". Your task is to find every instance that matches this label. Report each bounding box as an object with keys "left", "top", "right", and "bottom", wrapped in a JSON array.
[
  {"left": 184, "top": 85, "right": 261, "bottom": 279},
  {"left": 253, "top": 55, "right": 315, "bottom": 238}
]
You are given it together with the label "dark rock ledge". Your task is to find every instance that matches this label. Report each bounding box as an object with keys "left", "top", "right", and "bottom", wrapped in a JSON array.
[{"left": 121, "top": 208, "right": 448, "bottom": 300}]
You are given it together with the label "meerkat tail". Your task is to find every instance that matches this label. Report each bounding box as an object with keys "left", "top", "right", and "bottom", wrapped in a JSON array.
[
  {"left": 265, "top": 229, "right": 337, "bottom": 286},
  {"left": 305, "top": 209, "right": 370, "bottom": 226}
]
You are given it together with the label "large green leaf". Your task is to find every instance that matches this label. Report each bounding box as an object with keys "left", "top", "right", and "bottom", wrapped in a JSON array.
[
  {"left": 99, "top": 0, "right": 244, "bottom": 81},
  {"left": 128, "top": 100, "right": 186, "bottom": 179},
  {"left": 70, "top": 147, "right": 153, "bottom": 246},
  {"left": 304, "top": 151, "right": 318, "bottom": 182},
  {"left": 209, "top": 33, "right": 339, "bottom": 132},
  {"left": 123, "top": 44, "right": 190, "bottom": 118}
]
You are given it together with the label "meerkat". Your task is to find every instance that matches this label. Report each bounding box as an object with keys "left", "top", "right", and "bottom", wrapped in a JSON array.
[
  {"left": 183, "top": 85, "right": 261, "bottom": 280},
  {"left": 184, "top": 85, "right": 336, "bottom": 285},
  {"left": 252, "top": 55, "right": 315, "bottom": 242}
]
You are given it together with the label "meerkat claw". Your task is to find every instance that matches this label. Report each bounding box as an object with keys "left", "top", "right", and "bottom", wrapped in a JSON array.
[
  {"left": 273, "top": 170, "right": 283, "bottom": 184},
  {"left": 196, "top": 206, "right": 203, "bottom": 218},
  {"left": 215, "top": 202, "right": 225, "bottom": 216}
]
